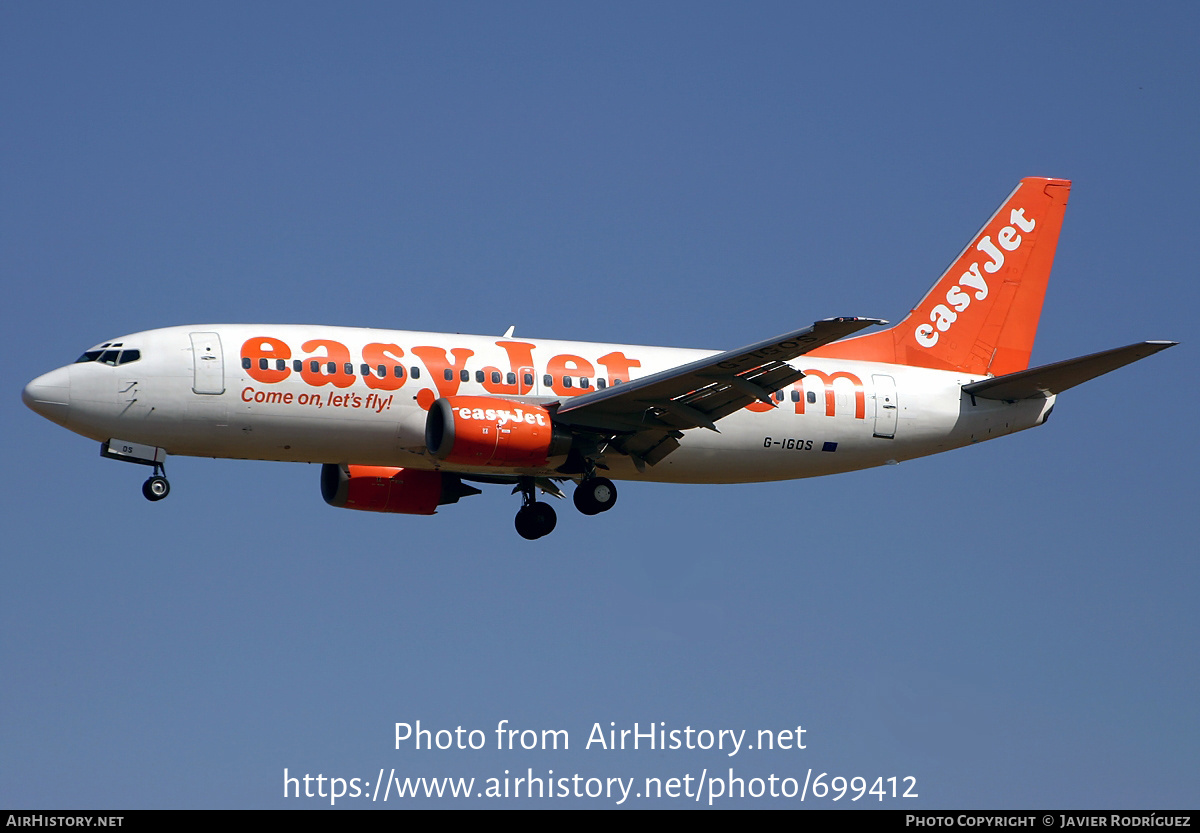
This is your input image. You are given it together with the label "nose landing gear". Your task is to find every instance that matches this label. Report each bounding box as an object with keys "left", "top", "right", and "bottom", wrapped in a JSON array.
[
  {"left": 100, "top": 440, "right": 171, "bottom": 503},
  {"left": 142, "top": 463, "right": 170, "bottom": 502},
  {"left": 142, "top": 475, "right": 170, "bottom": 501}
]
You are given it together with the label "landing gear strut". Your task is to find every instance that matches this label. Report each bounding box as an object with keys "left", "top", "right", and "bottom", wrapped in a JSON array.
[
  {"left": 514, "top": 477, "right": 557, "bottom": 540},
  {"left": 573, "top": 476, "right": 617, "bottom": 515},
  {"left": 142, "top": 462, "right": 170, "bottom": 502}
]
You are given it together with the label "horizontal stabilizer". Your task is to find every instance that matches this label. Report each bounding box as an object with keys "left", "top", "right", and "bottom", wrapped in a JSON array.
[{"left": 963, "top": 341, "right": 1177, "bottom": 401}]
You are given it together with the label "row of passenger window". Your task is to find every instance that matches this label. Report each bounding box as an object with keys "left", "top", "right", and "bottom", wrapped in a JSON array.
[
  {"left": 238, "top": 356, "right": 819, "bottom": 401},
  {"left": 434, "top": 368, "right": 620, "bottom": 389},
  {"left": 244, "top": 357, "right": 424, "bottom": 379},
  {"left": 241, "top": 356, "right": 628, "bottom": 391},
  {"left": 777, "top": 389, "right": 818, "bottom": 404},
  {"left": 76, "top": 346, "right": 815, "bottom": 402}
]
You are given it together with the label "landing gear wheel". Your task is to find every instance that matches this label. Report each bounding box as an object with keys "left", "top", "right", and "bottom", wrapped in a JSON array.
[
  {"left": 142, "top": 475, "right": 170, "bottom": 502},
  {"left": 515, "top": 501, "right": 557, "bottom": 540},
  {"left": 573, "top": 477, "right": 617, "bottom": 515}
]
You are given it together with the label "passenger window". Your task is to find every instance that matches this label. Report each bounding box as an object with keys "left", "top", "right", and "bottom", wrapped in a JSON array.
[
  {"left": 444, "top": 369, "right": 453, "bottom": 381},
  {"left": 393, "top": 366, "right": 403, "bottom": 378},
  {"left": 259, "top": 358, "right": 269, "bottom": 370},
  {"left": 563, "top": 377, "right": 572, "bottom": 388},
  {"left": 327, "top": 362, "right": 337, "bottom": 374},
  {"left": 361, "top": 364, "right": 371, "bottom": 377},
  {"left": 476, "top": 370, "right": 485, "bottom": 383},
  {"left": 242, "top": 357, "right": 252, "bottom": 369},
  {"left": 345, "top": 363, "right": 354, "bottom": 375},
  {"left": 411, "top": 367, "right": 420, "bottom": 380},
  {"left": 807, "top": 391, "right": 817, "bottom": 404},
  {"left": 460, "top": 369, "right": 469, "bottom": 382},
  {"left": 543, "top": 374, "right": 552, "bottom": 387},
  {"left": 523, "top": 373, "right": 533, "bottom": 386},
  {"left": 491, "top": 371, "right": 501, "bottom": 384},
  {"left": 378, "top": 364, "right": 388, "bottom": 377},
  {"left": 775, "top": 390, "right": 784, "bottom": 402},
  {"left": 791, "top": 390, "right": 800, "bottom": 402},
  {"left": 276, "top": 359, "right": 286, "bottom": 371},
  {"left": 580, "top": 378, "right": 590, "bottom": 389},
  {"left": 293, "top": 360, "right": 302, "bottom": 372},
  {"left": 597, "top": 378, "right": 607, "bottom": 389},
  {"left": 507, "top": 372, "right": 516, "bottom": 385},
  {"left": 311, "top": 361, "right": 320, "bottom": 373}
]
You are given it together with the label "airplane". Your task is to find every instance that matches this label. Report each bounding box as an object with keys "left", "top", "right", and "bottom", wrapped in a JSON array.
[{"left": 22, "top": 177, "right": 1176, "bottom": 539}]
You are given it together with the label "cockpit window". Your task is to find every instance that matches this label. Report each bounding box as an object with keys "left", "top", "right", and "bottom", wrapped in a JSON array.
[{"left": 74, "top": 347, "right": 142, "bottom": 366}]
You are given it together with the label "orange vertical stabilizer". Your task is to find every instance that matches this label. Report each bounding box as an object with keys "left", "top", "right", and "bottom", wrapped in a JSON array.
[{"left": 810, "top": 177, "right": 1071, "bottom": 376}]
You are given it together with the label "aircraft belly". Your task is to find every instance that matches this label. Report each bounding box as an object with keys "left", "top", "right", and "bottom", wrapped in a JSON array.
[
  {"left": 168, "top": 404, "right": 424, "bottom": 464},
  {"left": 616, "top": 414, "right": 881, "bottom": 484}
]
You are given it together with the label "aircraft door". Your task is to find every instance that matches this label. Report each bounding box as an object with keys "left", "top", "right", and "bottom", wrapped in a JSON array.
[
  {"left": 872, "top": 374, "right": 897, "bottom": 439},
  {"left": 190, "top": 332, "right": 225, "bottom": 395}
]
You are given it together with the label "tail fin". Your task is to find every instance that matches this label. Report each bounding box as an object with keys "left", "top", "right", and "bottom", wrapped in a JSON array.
[{"left": 811, "top": 177, "right": 1071, "bottom": 376}]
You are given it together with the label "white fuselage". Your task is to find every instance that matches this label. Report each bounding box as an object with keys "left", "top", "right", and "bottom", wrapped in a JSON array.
[{"left": 24, "top": 324, "right": 1053, "bottom": 484}]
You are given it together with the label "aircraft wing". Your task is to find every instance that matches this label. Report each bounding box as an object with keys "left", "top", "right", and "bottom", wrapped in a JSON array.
[{"left": 552, "top": 317, "right": 885, "bottom": 466}]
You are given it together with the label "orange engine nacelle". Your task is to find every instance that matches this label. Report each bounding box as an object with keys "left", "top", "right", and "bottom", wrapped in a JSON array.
[
  {"left": 425, "top": 396, "right": 572, "bottom": 467},
  {"left": 320, "top": 464, "right": 480, "bottom": 515}
]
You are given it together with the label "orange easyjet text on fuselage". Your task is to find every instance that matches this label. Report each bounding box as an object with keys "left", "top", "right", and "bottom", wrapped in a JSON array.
[{"left": 240, "top": 336, "right": 865, "bottom": 419}]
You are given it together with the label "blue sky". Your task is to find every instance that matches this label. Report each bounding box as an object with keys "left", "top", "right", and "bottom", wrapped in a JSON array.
[{"left": 2, "top": 2, "right": 1196, "bottom": 808}]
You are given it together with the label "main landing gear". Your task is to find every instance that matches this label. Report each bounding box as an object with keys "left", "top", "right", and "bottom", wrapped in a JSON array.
[
  {"left": 573, "top": 476, "right": 617, "bottom": 516},
  {"left": 142, "top": 463, "right": 170, "bottom": 502},
  {"left": 512, "top": 475, "right": 619, "bottom": 540},
  {"left": 514, "top": 478, "right": 557, "bottom": 540}
]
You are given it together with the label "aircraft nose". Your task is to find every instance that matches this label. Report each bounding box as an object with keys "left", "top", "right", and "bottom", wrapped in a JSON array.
[{"left": 23, "top": 366, "right": 72, "bottom": 426}]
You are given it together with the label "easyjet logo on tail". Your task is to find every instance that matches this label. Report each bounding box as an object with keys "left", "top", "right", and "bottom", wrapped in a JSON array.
[
  {"left": 802, "top": 176, "right": 1068, "bottom": 376},
  {"left": 914, "top": 207, "right": 1036, "bottom": 349}
]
